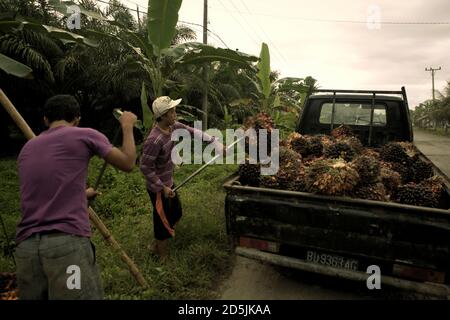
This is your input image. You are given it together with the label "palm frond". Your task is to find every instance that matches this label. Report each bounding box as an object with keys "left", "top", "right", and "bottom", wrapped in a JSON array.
[
  {"left": 0, "top": 33, "right": 54, "bottom": 82},
  {"left": 21, "top": 29, "right": 64, "bottom": 58}
]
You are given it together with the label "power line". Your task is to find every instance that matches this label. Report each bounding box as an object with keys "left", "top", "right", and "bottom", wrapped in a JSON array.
[
  {"left": 216, "top": 0, "right": 261, "bottom": 49},
  {"left": 226, "top": 0, "right": 284, "bottom": 69},
  {"left": 86, "top": 0, "right": 231, "bottom": 48},
  {"left": 236, "top": 0, "right": 289, "bottom": 69},
  {"left": 183, "top": 22, "right": 229, "bottom": 48},
  {"left": 223, "top": 9, "right": 450, "bottom": 25}
]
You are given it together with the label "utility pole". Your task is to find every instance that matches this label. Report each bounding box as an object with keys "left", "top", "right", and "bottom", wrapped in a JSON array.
[
  {"left": 425, "top": 66, "right": 441, "bottom": 102},
  {"left": 202, "top": 0, "right": 208, "bottom": 130},
  {"left": 136, "top": 5, "right": 141, "bottom": 30}
]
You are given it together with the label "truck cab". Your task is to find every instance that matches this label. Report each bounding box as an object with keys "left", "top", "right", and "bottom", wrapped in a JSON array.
[{"left": 297, "top": 88, "right": 413, "bottom": 146}]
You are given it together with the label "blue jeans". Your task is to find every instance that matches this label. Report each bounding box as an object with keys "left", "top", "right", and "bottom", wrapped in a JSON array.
[{"left": 14, "top": 232, "right": 104, "bottom": 300}]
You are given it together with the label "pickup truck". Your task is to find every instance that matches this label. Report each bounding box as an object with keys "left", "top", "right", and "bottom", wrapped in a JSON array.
[{"left": 223, "top": 88, "right": 450, "bottom": 298}]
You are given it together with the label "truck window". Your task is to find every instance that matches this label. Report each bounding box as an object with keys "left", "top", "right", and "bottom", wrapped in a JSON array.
[{"left": 319, "top": 103, "right": 387, "bottom": 126}]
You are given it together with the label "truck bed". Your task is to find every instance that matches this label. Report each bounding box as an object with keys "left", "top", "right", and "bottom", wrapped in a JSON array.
[{"left": 223, "top": 148, "right": 450, "bottom": 296}]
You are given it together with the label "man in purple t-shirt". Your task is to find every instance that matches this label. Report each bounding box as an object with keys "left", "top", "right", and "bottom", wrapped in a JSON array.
[
  {"left": 15, "top": 95, "right": 137, "bottom": 300},
  {"left": 140, "top": 96, "right": 223, "bottom": 261}
]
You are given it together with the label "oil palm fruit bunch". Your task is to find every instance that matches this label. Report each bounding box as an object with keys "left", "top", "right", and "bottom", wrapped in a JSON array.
[
  {"left": 276, "top": 167, "right": 299, "bottom": 190},
  {"left": 419, "top": 176, "right": 445, "bottom": 205},
  {"left": 274, "top": 146, "right": 303, "bottom": 190},
  {"left": 351, "top": 155, "right": 381, "bottom": 184},
  {"left": 305, "top": 159, "right": 360, "bottom": 196},
  {"left": 307, "top": 135, "right": 324, "bottom": 157},
  {"left": 286, "top": 132, "right": 310, "bottom": 156},
  {"left": 398, "top": 141, "right": 418, "bottom": 158},
  {"left": 261, "top": 147, "right": 304, "bottom": 191},
  {"left": 316, "top": 134, "right": 335, "bottom": 148},
  {"left": 260, "top": 175, "right": 280, "bottom": 189},
  {"left": 324, "top": 141, "right": 357, "bottom": 161},
  {"left": 380, "top": 166, "right": 402, "bottom": 196},
  {"left": 410, "top": 155, "right": 433, "bottom": 183},
  {"left": 336, "top": 136, "right": 364, "bottom": 154},
  {"left": 331, "top": 124, "right": 354, "bottom": 139},
  {"left": 420, "top": 176, "right": 445, "bottom": 193},
  {"left": 397, "top": 183, "right": 439, "bottom": 208},
  {"left": 238, "top": 159, "right": 261, "bottom": 187},
  {"left": 380, "top": 161, "right": 411, "bottom": 184},
  {"left": 279, "top": 145, "right": 302, "bottom": 167},
  {"left": 243, "top": 112, "right": 275, "bottom": 157},
  {"left": 253, "top": 112, "right": 274, "bottom": 131},
  {"left": 243, "top": 112, "right": 274, "bottom": 131},
  {"left": 352, "top": 183, "right": 387, "bottom": 201},
  {"left": 379, "top": 142, "right": 409, "bottom": 165},
  {"left": 362, "top": 148, "right": 380, "bottom": 159}
]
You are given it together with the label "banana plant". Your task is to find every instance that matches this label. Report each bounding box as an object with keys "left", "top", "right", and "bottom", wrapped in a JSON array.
[
  {"left": 0, "top": 52, "right": 33, "bottom": 78},
  {"left": 50, "top": 0, "right": 258, "bottom": 134},
  {"left": 233, "top": 42, "right": 310, "bottom": 132}
]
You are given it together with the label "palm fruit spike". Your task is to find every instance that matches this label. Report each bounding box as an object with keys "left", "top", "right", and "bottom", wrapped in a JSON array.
[
  {"left": 307, "top": 135, "right": 324, "bottom": 157},
  {"left": 389, "top": 162, "right": 412, "bottom": 183},
  {"left": 305, "top": 159, "right": 360, "bottom": 196},
  {"left": 397, "top": 184, "right": 440, "bottom": 208},
  {"left": 331, "top": 124, "right": 354, "bottom": 139},
  {"left": 352, "top": 183, "right": 387, "bottom": 202},
  {"left": 238, "top": 161, "right": 260, "bottom": 187},
  {"left": 362, "top": 148, "right": 380, "bottom": 159},
  {"left": 279, "top": 145, "right": 302, "bottom": 168},
  {"left": 419, "top": 176, "right": 445, "bottom": 193},
  {"left": 398, "top": 141, "right": 418, "bottom": 158},
  {"left": 379, "top": 142, "right": 409, "bottom": 164},
  {"left": 380, "top": 166, "right": 401, "bottom": 197},
  {"left": 351, "top": 155, "right": 381, "bottom": 184},
  {"left": 324, "top": 141, "right": 357, "bottom": 162},
  {"left": 316, "top": 134, "right": 335, "bottom": 148},
  {"left": 260, "top": 175, "right": 279, "bottom": 189},
  {"left": 286, "top": 132, "right": 309, "bottom": 156},
  {"left": 419, "top": 176, "right": 445, "bottom": 205},
  {"left": 410, "top": 156, "right": 434, "bottom": 183},
  {"left": 337, "top": 136, "right": 364, "bottom": 154}
]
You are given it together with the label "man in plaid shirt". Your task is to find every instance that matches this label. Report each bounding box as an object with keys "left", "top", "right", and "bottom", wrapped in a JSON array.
[{"left": 140, "top": 96, "right": 223, "bottom": 261}]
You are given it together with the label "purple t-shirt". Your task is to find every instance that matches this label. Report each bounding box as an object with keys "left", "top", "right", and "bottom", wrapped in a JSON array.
[{"left": 16, "top": 126, "right": 113, "bottom": 243}]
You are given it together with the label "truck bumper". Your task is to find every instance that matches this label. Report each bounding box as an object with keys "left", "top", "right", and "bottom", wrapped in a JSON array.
[{"left": 236, "top": 246, "right": 450, "bottom": 299}]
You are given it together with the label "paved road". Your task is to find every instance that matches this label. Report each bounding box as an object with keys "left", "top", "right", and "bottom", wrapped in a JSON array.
[
  {"left": 218, "top": 129, "right": 450, "bottom": 300},
  {"left": 413, "top": 129, "right": 450, "bottom": 179}
]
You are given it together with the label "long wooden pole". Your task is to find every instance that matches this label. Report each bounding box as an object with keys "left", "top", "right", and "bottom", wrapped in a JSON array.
[{"left": 0, "top": 88, "right": 148, "bottom": 289}]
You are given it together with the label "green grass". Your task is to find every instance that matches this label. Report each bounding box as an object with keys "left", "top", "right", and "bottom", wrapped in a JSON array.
[{"left": 0, "top": 157, "right": 238, "bottom": 300}]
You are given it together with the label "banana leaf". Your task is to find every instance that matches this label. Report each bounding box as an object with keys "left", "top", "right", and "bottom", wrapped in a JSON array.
[{"left": 0, "top": 53, "right": 33, "bottom": 79}]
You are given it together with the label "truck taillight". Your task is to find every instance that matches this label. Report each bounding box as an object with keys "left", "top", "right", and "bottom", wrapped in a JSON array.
[
  {"left": 393, "top": 264, "right": 446, "bottom": 284},
  {"left": 239, "top": 236, "right": 280, "bottom": 253}
]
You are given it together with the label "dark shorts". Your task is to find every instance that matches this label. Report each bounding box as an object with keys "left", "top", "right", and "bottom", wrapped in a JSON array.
[
  {"left": 14, "top": 232, "right": 103, "bottom": 300},
  {"left": 147, "top": 186, "right": 183, "bottom": 240}
]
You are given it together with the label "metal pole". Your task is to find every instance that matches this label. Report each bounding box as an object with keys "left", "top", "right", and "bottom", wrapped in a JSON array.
[
  {"left": 425, "top": 66, "right": 441, "bottom": 102},
  {"left": 202, "top": 0, "right": 208, "bottom": 130},
  {"left": 173, "top": 137, "right": 244, "bottom": 192},
  {"left": 330, "top": 92, "right": 336, "bottom": 133},
  {"left": 368, "top": 93, "right": 375, "bottom": 147},
  {"left": 136, "top": 5, "right": 141, "bottom": 30}
]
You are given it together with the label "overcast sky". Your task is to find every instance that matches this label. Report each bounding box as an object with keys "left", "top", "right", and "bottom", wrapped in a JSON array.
[{"left": 120, "top": 0, "right": 449, "bottom": 109}]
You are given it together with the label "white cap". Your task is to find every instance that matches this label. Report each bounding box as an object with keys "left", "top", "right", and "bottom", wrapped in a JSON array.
[{"left": 152, "top": 96, "right": 182, "bottom": 118}]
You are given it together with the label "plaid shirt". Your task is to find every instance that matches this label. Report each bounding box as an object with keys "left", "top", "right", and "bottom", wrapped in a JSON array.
[{"left": 140, "top": 122, "right": 219, "bottom": 193}]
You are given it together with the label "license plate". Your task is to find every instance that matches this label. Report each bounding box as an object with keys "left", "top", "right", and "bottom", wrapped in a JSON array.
[{"left": 306, "top": 250, "right": 359, "bottom": 271}]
